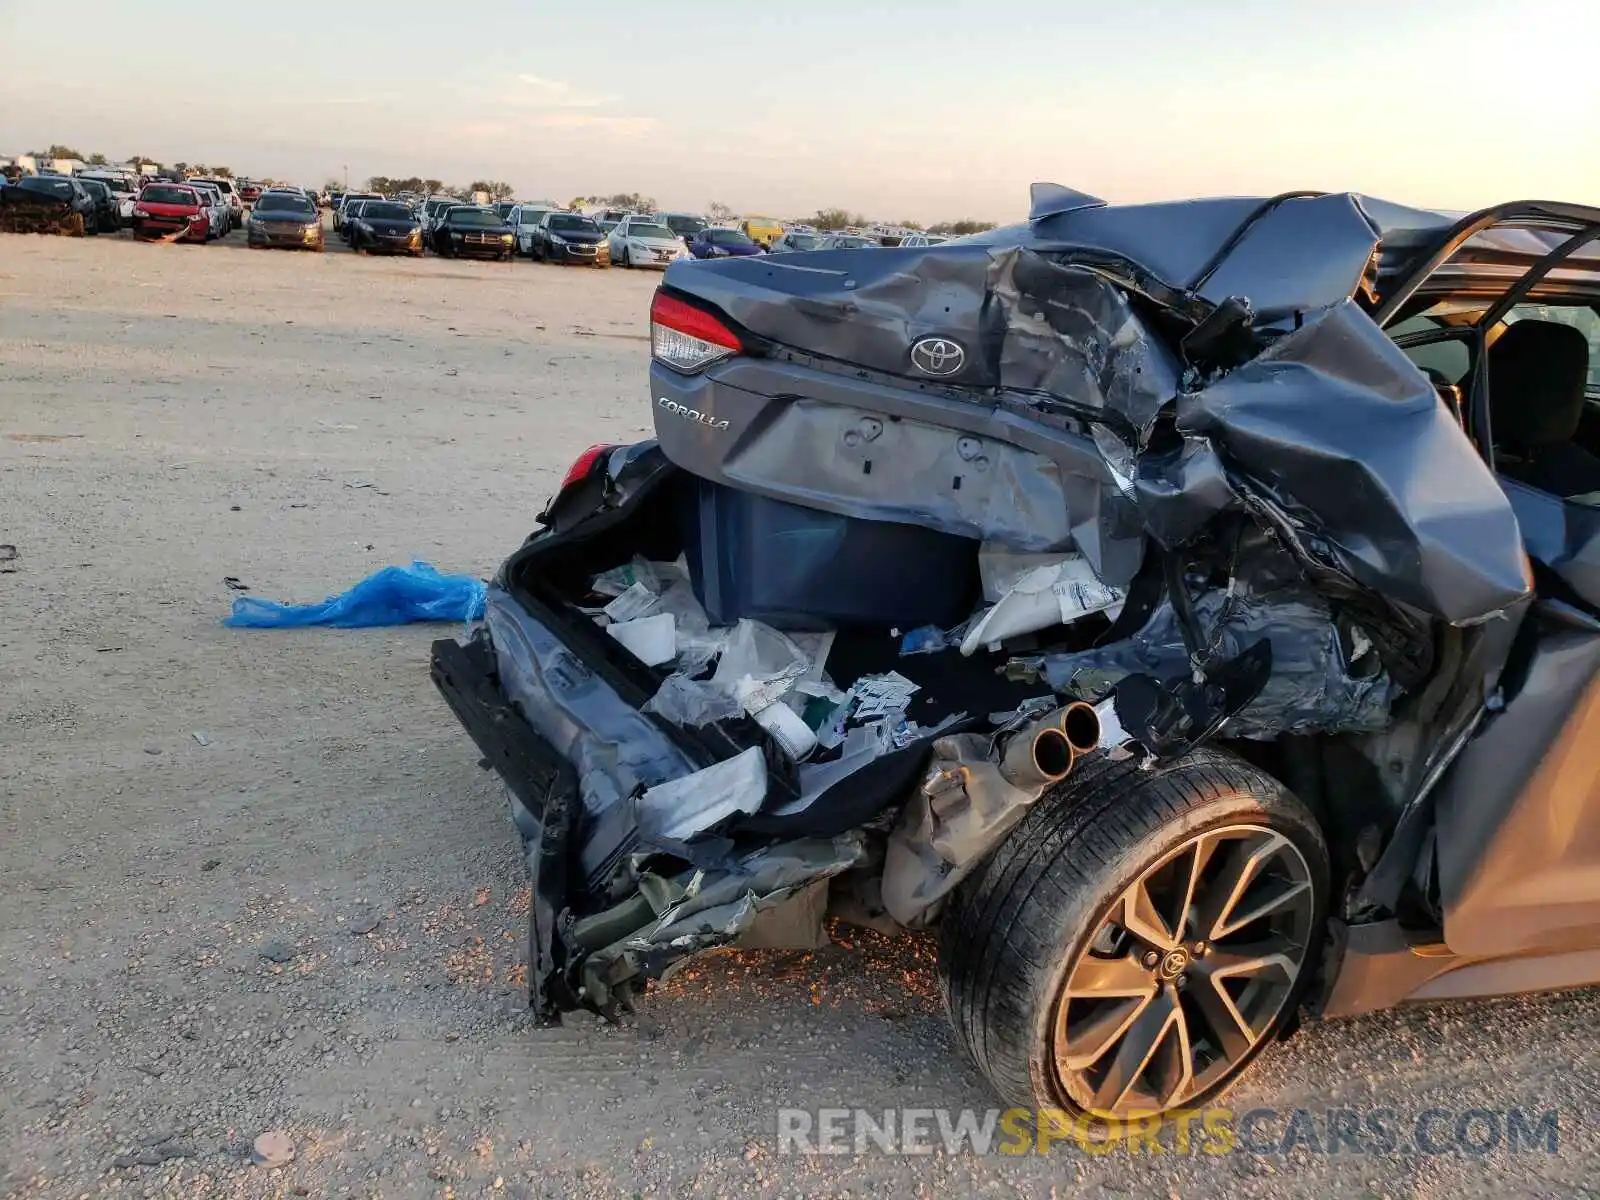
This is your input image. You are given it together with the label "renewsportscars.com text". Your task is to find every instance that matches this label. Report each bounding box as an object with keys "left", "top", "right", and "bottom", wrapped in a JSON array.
[{"left": 776, "top": 1106, "right": 1560, "bottom": 1157}]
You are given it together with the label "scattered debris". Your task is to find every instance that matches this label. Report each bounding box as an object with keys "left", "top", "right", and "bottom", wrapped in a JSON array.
[
  {"left": 344, "top": 480, "right": 375, "bottom": 489},
  {"left": 960, "top": 553, "right": 1123, "bottom": 656},
  {"left": 251, "top": 1131, "right": 295, "bottom": 1168},
  {"left": 224, "top": 561, "right": 486, "bottom": 629},
  {"left": 258, "top": 940, "right": 296, "bottom": 964},
  {"left": 898, "top": 625, "right": 951, "bottom": 656},
  {"left": 606, "top": 612, "right": 676, "bottom": 665},
  {"left": 222, "top": 576, "right": 250, "bottom": 591},
  {"left": 200, "top": 858, "right": 222, "bottom": 872},
  {"left": 347, "top": 909, "right": 381, "bottom": 935},
  {"left": 191, "top": 731, "right": 212, "bottom": 747}
]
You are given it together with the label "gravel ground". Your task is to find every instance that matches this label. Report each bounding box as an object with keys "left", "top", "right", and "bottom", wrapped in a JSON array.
[{"left": 2, "top": 227, "right": 1599, "bottom": 1199}]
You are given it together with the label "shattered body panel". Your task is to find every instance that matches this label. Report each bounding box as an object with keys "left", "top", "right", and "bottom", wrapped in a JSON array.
[{"left": 0, "top": 187, "right": 85, "bottom": 236}]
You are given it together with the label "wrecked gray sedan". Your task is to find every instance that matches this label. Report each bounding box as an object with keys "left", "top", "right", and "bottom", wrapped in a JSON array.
[{"left": 432, "top": 185, "right": 1600, "bottom": 1118}]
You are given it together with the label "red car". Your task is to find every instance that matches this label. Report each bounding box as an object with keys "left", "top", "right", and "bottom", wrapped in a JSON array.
[
  {"left": 240, "top": 183, "right": 262, "bottom": 204},
  {"left": 131, "top": 184, "right": 211, "bottom": 243}
]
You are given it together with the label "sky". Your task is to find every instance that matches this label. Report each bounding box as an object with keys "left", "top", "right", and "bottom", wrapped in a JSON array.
[{"left": 2, "top": 0, "right": 1597, "bottom": 224}]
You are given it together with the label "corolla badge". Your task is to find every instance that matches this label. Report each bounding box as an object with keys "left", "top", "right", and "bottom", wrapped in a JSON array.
[
  {"left": 657, "top": 397, "right": 731, "bottom": 431},
  {"left": 910, "top": 337, "right": 966, "bottom": 377}
]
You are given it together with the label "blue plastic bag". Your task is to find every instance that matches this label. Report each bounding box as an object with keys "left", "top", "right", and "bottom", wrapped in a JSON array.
[{"left": 224, "top": 561, "right": 487, "bottom": 629}]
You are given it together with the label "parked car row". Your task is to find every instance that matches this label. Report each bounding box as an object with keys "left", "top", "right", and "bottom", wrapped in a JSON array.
[{"left": 4, "top": 174, "right": 941, "bottom": 265}]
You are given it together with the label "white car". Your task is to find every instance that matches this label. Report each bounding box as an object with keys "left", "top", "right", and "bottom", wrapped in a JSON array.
[
  {"left": 419, "top": 196, "right": 458, "bottom": 240},
  {"left": 333, "top": 192, "right": 382, "bottom": 233},
  {"left": 193, "top": 178, "right": 244, "bottom": 229},
  {"left": 187, "top": 181, "right": 229, "bottom": 239},
  {"left": 80, "top": 172, "right": 139, "bottom": 223},
  {"left": 508, "top": 204, "right": 554, "bottom": 256},
  {"left": 606, "top": 215, "right": 689, "bottom": 269},
  {"left": 898, "top": 233, "right": 949, "bottom": 248}
]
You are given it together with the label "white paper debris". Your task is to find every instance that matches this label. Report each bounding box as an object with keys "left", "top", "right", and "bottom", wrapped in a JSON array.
[
  {"left": 1053, "top": 575, "right": 1122, "bottom": 622},
  {"left": 960, "top": 554, "right": 1125, "bottom": 655},
  {"left": 753, "top": 701, "right": 819, "bottom": 760},
  {"left": 592, "top": 558, "right": 660, "bottom": 598},
  {"left": 850, "top": 671, "right": 920, "bottom": 720},
  {"left": 603, "top": 581, "right": 661, "bottom": 623},
  {"left": 978, "top": 545, "right": 1082, "bottom": 602},
  {"left": 606, "top": 612, "right": 677, "bottom": 666},
  {"left": 635, "top": 747, "right": 767, "bottom": 841}
]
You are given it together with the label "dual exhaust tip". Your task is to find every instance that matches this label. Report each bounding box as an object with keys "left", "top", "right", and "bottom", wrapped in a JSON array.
[{"left": 998, "top": 701, "right": 1102, "bottom": 790}]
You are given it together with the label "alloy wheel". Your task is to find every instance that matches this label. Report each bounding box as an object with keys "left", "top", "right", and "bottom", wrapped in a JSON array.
[{"left": 1051, "top": 824, "right": 1316, "bottom": 1116}]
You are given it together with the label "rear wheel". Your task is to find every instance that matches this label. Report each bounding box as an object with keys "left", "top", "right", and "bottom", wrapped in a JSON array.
[{"left": 939, "top": 749, "right": 1328, "bottom": 1117}]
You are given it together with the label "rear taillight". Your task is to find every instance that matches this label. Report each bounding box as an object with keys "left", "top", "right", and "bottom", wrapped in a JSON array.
[
  {"left": 560, "top": 444, "right": 614, "bottom": 490},
  {"left": 650, "top": 291, "right": 741, "bottom": 373}
]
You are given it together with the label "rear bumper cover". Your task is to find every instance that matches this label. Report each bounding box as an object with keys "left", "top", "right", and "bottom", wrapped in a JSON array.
[{"left": 431, "top": 632, "right": 582, "bottom": 1019}]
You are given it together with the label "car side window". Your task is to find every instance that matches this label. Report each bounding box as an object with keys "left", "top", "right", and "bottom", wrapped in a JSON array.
[{"left": 1388, "top": 314, "right": 1473, "bottom": 385}]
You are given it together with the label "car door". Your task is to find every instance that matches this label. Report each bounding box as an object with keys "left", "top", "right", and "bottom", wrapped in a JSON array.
[
  {"left": 1383, "top": 208, "right": 1600, "bottom": 959},
  {"left": 609, "top": 218, "right": 627, "bottom": 260}
]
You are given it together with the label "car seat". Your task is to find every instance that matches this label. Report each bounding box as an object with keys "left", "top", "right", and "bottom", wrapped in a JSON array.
[{"left": 1489, "top": 319, "right": 1600, "bottom": 497}]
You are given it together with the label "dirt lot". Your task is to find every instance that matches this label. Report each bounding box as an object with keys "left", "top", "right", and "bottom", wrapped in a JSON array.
[{"left": 2, "top": 227, "right": 1599, "bottom": 1199}]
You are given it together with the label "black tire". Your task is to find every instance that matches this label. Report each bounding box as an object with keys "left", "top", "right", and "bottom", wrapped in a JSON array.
[{"left": 938, "top": 747, "right": 1329, "bottom": 1116}]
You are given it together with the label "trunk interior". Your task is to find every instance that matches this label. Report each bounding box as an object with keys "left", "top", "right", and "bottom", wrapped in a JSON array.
[{"left": 501, "top": 467, "right": 1108, "bottom": 839}]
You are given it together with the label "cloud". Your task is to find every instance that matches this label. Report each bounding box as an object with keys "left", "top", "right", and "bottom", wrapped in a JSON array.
[
  {"left": 507, "top": 74, "right": 615, "bottom": 109},
  {"left": 536, "top": 113, "right": 658, "bottom": 138},
  {"left": 458, "top": 121, "right": 512, "bottom": 141}
]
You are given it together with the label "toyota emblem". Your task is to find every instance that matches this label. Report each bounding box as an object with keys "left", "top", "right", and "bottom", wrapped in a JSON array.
[{"left": 910, "top": 336, "right": 966, "bottom": 377}]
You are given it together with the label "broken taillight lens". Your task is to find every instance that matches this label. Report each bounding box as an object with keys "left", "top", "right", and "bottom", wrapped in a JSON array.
[
  {"left": 650, "top": 291, "right": 742, "bottom": 373},
  {"left": 560, "top": 444, "right": 614, "bottom": 490}
]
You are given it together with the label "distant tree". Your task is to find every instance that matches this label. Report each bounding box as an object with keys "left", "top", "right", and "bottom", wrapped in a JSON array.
[
  {"left": 423, "top": 178, "right": 444, "bottom": 196},
  {"left": 706, "top": 200, "right": 737, "bottom": 222},
  {"left": 46, "top": 143, "right": 86, "bottom": 160},
  {"left": 323, "top": 177, "right": 342, "bottom": 193},
  {"left": 126, "top": 153, "right": 155, "bottom": 168},
  {"left": 897, "top": 219, "right": 923, "bottom": 230},
  {"left": 928, "top": 218, "right": 997, "bottom": 236},
  {"left": 212, "top": 165, "right": 232, "bottom": 178},
  {"left": 192, "top": 164, "right": 209, "bottom": 177},
  {"left": 172, "top": 161, "right": 189, "bottom": 177},
  {"left": 813, "top": 208, "right": 867, "bottom": 231},
  {"left": 465, "top": 180, "right": 515, "bottom": 202},
  {"left": 86, "top": 152, "right": 108, "bottom": 166},
  {"left": 603, "top": 191, "right": 653, "bottom": 211}
]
